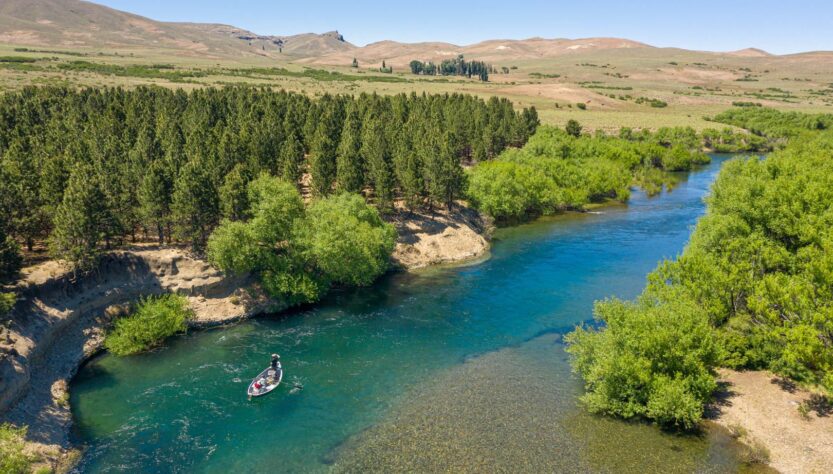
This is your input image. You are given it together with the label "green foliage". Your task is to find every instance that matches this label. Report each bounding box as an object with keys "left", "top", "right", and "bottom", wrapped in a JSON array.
[
  {"left": 208, "top": 175, "right": 393, "bottom": 306},
  {"left": 0, "top": 86, "right": 533, "bottom": 258},
  {"left": 0, "top": 231, "right": 22, "bottom": 282},
  {"left": 713, "top": 107, "right": 833, "bottom": 139},
  {"left": 49, "top": 164, "right": 111, "bottom": 272},
  {"left": 653, "top": 131, "right": 833, "bottom": 392},
  {"left": 565, "top": 119, "right": 582, "bottom": 137},
  {"left": 0, "top": 292, "right": 15, "bottom": 319},
  {"left": 104, "top": 294, "right": 192, "bottom": 356},
  {"left": 295, "top": 194, "right": 396, "bottom": 286},
  {"left": 565, "top": 289, "right": 720, "bottom": 430},
  {"left": 58, "top": 61, "right": 205, "bottom": 82},
  {"left": 467, "top": 126, "right": 708, "bottom": 223},
  {"left": 0, "top": 423, "right": 33, "bottom": 474},
  {"left": 568, "top": 108, "right": 833, "bottom": 431},
  {"left": 576, "top": 102, "right": 587, "bottom": 110}
]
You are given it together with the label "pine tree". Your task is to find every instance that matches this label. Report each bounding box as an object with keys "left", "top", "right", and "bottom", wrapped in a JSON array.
[
  {"left": 50, "top": 165, "right": 111, "bottom": 272},
  {"left": 219, "top": 164, "right": 250, "bottom": 221},
  {"left": 309, "top": 106, "right": 340, "bottom": 196},
  {"left": 392, "top": 125, "right": 424, "bottom": 210},
  {"left": 336, "top": 106, "right": 364, "bottom": 193},
  {"left": 171, "top": 160, "right": 220, "bottom": 252},
  {"left": 1, "top": 142, "right": 47, "bottom": 251},
  {"left": 278, "top": 133, "right": 304, "bottom": 187},
  {"left": 0, "top": 221, "right": 22, "bottom": 282},
  {"left": 361, "top": 117, "right": 394, "bottom": 210},
  {"left": 138, "top": 162, "right": 172, "bottom": 244}
]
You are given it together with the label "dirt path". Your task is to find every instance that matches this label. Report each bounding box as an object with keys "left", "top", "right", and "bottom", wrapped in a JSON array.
[{"left": 711, "top": 369, "right": 833, "bottom": 473}]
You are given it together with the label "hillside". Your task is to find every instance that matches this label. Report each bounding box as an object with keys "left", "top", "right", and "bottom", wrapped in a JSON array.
[
  {"left": 302, "top": 37, "right": 651, "bottom": 68},
  {"left": 0, "top": 0, "right": 354, "bottom": 58}
]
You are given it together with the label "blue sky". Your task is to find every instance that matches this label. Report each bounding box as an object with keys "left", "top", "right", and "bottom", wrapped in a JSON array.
[{"left": 92, "top": 0, "right": 832, "bottom": 54}]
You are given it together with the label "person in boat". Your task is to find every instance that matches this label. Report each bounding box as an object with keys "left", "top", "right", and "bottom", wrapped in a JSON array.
[
  {"left": 267, "top": 354, "right": 280, "bottom": 384},
  {"left": 254, "top": 377, "right": 266, "bottom": 392}
]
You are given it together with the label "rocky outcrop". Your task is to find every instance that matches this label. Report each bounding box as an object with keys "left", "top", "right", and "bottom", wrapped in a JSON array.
[{"left": 0, "top": 247, "right": 279, "bottom": 470}]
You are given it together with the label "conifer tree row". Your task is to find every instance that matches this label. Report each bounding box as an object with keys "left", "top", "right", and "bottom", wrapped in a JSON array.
[{"left": 0, "top": 86, "right": 538, "bottom": 270}]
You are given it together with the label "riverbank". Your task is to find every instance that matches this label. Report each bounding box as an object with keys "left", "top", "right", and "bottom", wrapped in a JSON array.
[
  {"left": 0, "top": 205, "right": 492, "bottom": 471},
  {"left": 0, "top": 247, "right": 279, "bottom": 471},
  {"left": 710, "top": 369, "right": 833, "bottom": 473}
]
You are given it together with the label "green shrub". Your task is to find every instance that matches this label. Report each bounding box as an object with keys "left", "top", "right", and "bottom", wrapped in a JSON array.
[
  {"left": 565, "top": 289, "right": 720, "bottom": 430},
  {"left": 0, "top": 423, "right": 33, "bottom": 474},
  {"left": 104, "top": 294, "right": 192, "bottom": 356},
  {"left": 466, "top": 126, "right": 706, "bottom": 223},
  {"left": 576, "top": 102, "right": 587, "bottom": 110},
  {"left": 0, "top": 292, "right": 15, "bottom": 318}
]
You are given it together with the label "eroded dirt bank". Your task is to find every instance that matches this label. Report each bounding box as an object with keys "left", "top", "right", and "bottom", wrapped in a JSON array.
[{"left": 0, "top": 247, "right": 278, "bottom": 470}]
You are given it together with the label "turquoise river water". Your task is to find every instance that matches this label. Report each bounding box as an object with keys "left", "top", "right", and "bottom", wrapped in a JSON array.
[{"left": 70, "top": 155, "right": 765, "bottom": 473}]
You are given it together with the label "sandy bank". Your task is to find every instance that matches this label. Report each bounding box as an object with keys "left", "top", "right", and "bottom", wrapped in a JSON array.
[
  {"left": 390, "top": 203, "right": 492, "bottom": 269},
  {"left": 710, "top": 369, "right": 833, "bottom": 473}
]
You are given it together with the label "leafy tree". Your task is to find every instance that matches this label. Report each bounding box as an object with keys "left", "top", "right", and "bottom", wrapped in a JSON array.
[
  {"left": 0, "top": 423, "right": 33, "bottom": 473},
  {"left": 294, "top": 193, "right": 396, "bottom": 286},
  {"left": 104, "top": 294, "right": 192, "bottom": 356}
]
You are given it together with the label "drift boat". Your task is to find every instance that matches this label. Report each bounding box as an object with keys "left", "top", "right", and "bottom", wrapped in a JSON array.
[{"left": 248, "top": 354, "right": 283, "bottom": 398}]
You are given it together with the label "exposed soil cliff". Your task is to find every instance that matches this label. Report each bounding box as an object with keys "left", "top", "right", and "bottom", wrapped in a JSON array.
[{"left": 390, "top": 204, "right": 492, "bottom": 270}]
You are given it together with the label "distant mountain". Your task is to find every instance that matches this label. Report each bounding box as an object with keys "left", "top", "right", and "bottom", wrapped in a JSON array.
[
  {"left": 1, "top": 0, "right": 824, "bottom": 68},
  {"left": 0, "top": 0, "right": 354, "bottom": 58},
  {"left": 302, "top": 37, "right": 652, "bottom": 68},
  {"left": 725, "top": 48, "right": 773, "bottom": 58}
]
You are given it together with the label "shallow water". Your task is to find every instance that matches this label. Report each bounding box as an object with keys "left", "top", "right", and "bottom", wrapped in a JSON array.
[{"left": 71, "top": 155, "right": 759, "bottom": 473}]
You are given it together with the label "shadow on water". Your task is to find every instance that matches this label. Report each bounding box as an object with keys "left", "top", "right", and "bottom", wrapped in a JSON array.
[{"left": 69, "top": 155, "right": 765, "bottom": 473}]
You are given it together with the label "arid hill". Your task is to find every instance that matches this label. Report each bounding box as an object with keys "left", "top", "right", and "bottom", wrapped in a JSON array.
[
  {"left": 0, "top": 0, "right": 354, "bottom": 58},
  {"left": 301, "top": 37, "right": 652, "bottom": 68}
]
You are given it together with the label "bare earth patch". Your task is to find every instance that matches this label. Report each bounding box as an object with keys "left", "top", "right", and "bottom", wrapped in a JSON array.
[
  {"left": 390, "top": 203, "right": 492, "bottom": 269},
  {"left": 710, "top": 369, "right": 833, "bottom": 473}
]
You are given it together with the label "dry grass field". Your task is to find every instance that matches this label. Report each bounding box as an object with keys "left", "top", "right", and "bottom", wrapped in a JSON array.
[{"left": 2, "top": 0, "right": 833, "bottom": 130}]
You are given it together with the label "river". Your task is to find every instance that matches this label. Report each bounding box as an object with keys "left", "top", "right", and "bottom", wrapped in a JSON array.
[{"left": 70, "top": 155, "right": 762, "bottom": 473}]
